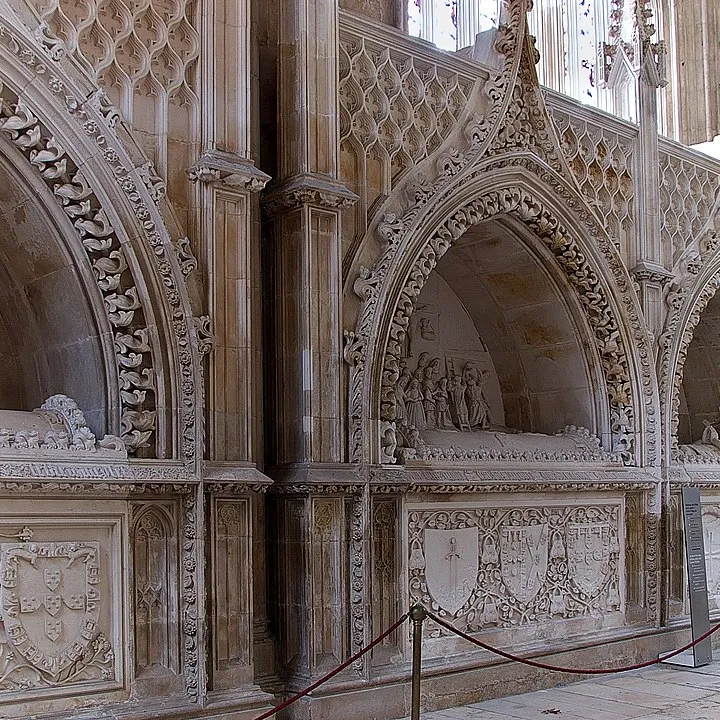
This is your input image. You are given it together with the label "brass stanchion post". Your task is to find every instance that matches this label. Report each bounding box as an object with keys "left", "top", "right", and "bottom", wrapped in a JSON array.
[{"left": 410, "top": 603, "right": 427, "bottom": 720}]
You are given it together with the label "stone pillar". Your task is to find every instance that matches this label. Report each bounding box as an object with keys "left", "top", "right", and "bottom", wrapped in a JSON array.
[
  {"left": 189, "top": 0, "right": 273, "bottom": 708},
  {"left": 265, "top": 0, "right": 361, "bottom": 700},
  {"left": 191, "top": 0, "right": 270, "bottom": 465},
  {"left": 630, "top": 19, "right": 672, "bottom": 345},
  {"left": 421, "top": 0, "right": 437, "bottom": 46},
  {"left": 602, "top": 3, "right": 670, "bottom": 343},
  {"left": 266, "top": 0, "right": 357, "bottom": 467}
]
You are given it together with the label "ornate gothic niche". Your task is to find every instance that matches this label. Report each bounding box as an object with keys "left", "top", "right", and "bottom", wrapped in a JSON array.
[
  {"left": 0, "top": 146, "right": 114, "bottom": 437},
  {"left": 393, "top": 216, "right": 614, "bottom": 464},
  {"left": 0, "top": 18, "right": 206, "bottom": 465},
  {"left": 675, "top": 292, "right": 720, "bottom": 462}
]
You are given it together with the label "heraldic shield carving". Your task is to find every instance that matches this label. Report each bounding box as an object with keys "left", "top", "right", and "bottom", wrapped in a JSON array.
[
  {"left": 0, "top": 541, "right": 110, "bottom": 685},
  {"left": 500, "top": 524, "right": 548, "bottom": 603},
  {"left": 566, "top": 523, "right": 613, "bottom": 596},
  {"left": 424, "top": 528, "right": 479, "bottom": 614}
]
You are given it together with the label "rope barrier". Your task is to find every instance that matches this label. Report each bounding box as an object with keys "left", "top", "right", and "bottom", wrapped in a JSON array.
[
  {"left": 251, "top": 606, "right": 720, "bottom": 720},
  {"left": 251, "top": 611, "right": 409, "bottom": 720},
  {"left": 428, "top": 610, "right": 720, "bottom": 675}
]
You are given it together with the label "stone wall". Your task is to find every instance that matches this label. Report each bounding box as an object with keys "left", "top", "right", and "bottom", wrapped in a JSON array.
[{"left": 1, "top": 1, "right": 720, "bottom": 719}]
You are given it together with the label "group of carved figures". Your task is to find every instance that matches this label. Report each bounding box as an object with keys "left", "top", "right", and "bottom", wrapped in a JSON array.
[{"left": 396, "top": 354, "right": 491, "bottom": 432}]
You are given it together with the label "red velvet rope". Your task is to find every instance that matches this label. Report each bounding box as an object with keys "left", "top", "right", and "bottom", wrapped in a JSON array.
[
  {"left": 428, "top": 610, "right": 720, "bottom": 675},
  {"left": 251, "top": 612, "right": 410, "bottom": 720}
]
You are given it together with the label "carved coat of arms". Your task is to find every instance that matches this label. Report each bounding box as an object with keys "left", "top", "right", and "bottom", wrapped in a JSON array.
[
  {"left": 424, "top": 528, "right": 478, "bottom": 614},
  {"left": 566, "top": 523, "right": 613, "bottom": 596},
  {"left": 500, "top": 524, "right": 548, "bottom": 603},
  {"left": 0, "top": 541, "right": 106, "bottom": 684}
]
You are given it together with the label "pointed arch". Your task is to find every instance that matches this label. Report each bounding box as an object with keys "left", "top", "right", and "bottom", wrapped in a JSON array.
[
  {"left": 346, "top": 162, "right": 658, "bottom": 467},
  {"left": 0, "top": 18, "right": 204, "bottom": 464},
  {"left": 659, "top": 258, "right": 720, "bottom": 460}
]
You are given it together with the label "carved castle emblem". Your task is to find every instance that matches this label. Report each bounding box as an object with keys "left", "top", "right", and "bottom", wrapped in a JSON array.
[
  {"left": 424, "top": 528, "right": 478, "bottom": 614},
  {"left": 566, "top": 523, "right": 614, "bottom": 596},
  {"left": 0, "top": 542, "right": 104, "bottom": 683},
  {"left": 500, "top": 524, "right": 548, "bottom": 603}
]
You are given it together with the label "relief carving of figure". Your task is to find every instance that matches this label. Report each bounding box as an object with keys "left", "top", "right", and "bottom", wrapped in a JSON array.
[
  {"left": 413, "top": 352, "right": 430, "bottom": 380},
  {"left": 423, "top": 359, "right": 440, "bottom": 428},
  {"left": 405, "top": 379, "right": 427, "bottom": 429},
  {"left": 417, "top": 316, "right": 436, "bottom": 340},
  {"left": 396, "top": 358, "right": 411, "bottom": 424},
  {"left": 434, "top": 377, "right": 455, "bottom": 430},
  {"left": 448, "top": 372, "right": 470, "bottom": 431},
  {"left": 464, "top": 362, "right": 491, "bottom": 430}
]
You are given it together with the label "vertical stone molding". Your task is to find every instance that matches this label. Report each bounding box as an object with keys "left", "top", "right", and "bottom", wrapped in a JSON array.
[
  {"left": 274, "top": 489, "right": 356, "bottom": 684},
  {"left": 370, "top": 496, "right": 399, "bottom": 665},
  {"left": 193, "top": 0, "right": 271, "bottom": 467}
]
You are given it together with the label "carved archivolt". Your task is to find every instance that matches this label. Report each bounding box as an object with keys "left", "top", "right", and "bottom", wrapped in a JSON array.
[
  {"left": 0, "top": 90, "right": 157, "bottom": 453},
  {"left": 0, "top": 87, "right": 157, "bottom": 451},
  {"left": 658, "top": 269, "right": 720, "bottom": 458},
  {"left": 343, "top": 2, "right": 656, "bottom": 468}
]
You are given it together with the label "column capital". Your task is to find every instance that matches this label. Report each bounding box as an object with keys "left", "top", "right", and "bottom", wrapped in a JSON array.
[
  {"left": 188, "top": 149, "right": 271, "bottom": 192},
  {"left": 263, "top": 173, "right": 359, "bottom": 216}
]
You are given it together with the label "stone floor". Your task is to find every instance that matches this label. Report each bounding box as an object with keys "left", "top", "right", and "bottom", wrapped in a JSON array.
[{"left": 406, "top": 661, "right": 720, "bottom": 719}]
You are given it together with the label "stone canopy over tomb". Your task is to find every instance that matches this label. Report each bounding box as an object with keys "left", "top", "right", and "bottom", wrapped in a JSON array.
[{"left": 0, "top": 0, "right": 719, "bottom": 718}]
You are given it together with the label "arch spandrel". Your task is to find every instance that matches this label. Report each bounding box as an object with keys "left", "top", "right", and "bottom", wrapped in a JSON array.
[{"left": 0, "top": 15, "right": 204, "bottom": 467}]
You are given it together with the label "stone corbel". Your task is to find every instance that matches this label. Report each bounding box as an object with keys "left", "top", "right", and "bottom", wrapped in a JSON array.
[
  {"left": 631, "top": 260, "right": 674, "bottom": 287},
  {"left": 263, "top": 174, "right": 359, "bottom": 216},
  {"left": 188, "top": 149, "right": 271, "bottom": 193}
]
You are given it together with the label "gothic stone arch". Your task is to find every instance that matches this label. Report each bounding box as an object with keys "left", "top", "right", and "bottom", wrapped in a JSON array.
[
  {"left": 659, "top": 260, "right": 720, "bottom": 460},
  {"left": 346, "top": 169, "right": 656, "bottom": 467},
  {"left": 0, "top": 19, "right": 205, "bottom": 465}
]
